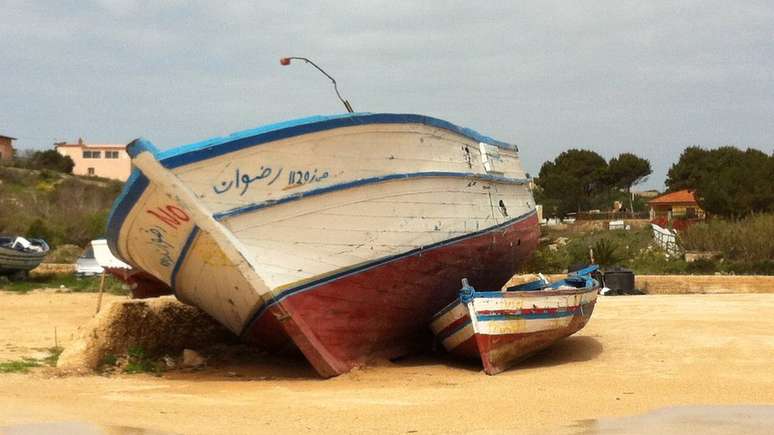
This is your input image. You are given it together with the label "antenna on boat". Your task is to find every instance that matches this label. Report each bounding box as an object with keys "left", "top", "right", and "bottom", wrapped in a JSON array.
[{"left": 280, "top": 56, "right": 354, "bottom": 113}]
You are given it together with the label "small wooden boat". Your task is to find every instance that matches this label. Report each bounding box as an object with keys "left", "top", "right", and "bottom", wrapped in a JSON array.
[
  {"left": 107, "top": 113, "right": 539, "bottom": 377},
  {"left": 430, "top": 266, "right": 600, "bottom": 375},
  {"left": 0, "top": 235, "right": 49, "bottom": 278}
]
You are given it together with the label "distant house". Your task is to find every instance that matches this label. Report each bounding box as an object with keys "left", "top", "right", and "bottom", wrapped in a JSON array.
[
  {"left": 0, "top": 134, "right": 16, "bottom": 161},
  {"left": 55, "top": 138, "right": 131, "bottom": 181},
  {"left": 648, "top": 189, "right": 705, "bottom": 230},
  {"left": 633, "top": 189, "right": 660, "bottom": 199}
]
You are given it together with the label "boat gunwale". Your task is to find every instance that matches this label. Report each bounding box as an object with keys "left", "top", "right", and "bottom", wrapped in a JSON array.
[
  {"left": 152, "top": 113, "right": 517, "bottom": 169},
  {"left": 470, "top": 284, "right": 600, "bottom": 299}
]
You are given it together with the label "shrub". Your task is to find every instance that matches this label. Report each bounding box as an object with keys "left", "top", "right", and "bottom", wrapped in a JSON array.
[
  {"left": 681, "top": 214, "right": 774, "bottom": 263},
  {"left": 44, "top": 244, "right": 83, "bottom": 263},
  {"left": 26, "top": 150, "right": 74, "bottom": 174},
  {"left": 686, "top": 258, "right": 717, "bottom": 274},
  {"left": 591, "top": 238, "right": 622, "bottom": 267}
]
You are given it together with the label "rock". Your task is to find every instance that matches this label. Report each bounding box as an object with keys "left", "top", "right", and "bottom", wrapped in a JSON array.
[
  {"left": 162, "top": 355, "right": 177, "bottom": 369},
  {"left": 57, "top": 296, "right": 236, "bottom": 371},
  {"left": 181, "top": 349, "right": 206, "bottom": 368}
]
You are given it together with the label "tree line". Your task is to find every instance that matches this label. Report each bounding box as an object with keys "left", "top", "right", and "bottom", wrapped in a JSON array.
[
  {"left": 535, "top": 146, "right": 773, "bottom": 219},
  {"left": 535, "top": 150, "right": 651, "bottom": 217}
]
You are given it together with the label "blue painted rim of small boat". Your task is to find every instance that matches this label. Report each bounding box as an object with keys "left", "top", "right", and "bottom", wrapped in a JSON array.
[
  {"left": 106, "top": 112, "right": 519, "bottom": 261},
  {"left": 239, "top": 208, "right": 537, "bottom": 338},
  {"left": 467, "top": 282, "right": 599, "bottom": 299}
]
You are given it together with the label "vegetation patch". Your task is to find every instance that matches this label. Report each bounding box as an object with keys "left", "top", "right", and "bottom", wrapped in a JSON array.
[
  {"left": 0, "top": 165, "right": 123, "bottom": 248},
  {"left": 681, "top": 214, "right": 774, "bottom": 263},
  {"left": 0, "top": 358, "right": 40, "bottom": 374},
  {"left": 523, "top": 220, "right": 773, "bottom": 276},
  {"left": 0, "top": 273, "right": 128, "bottom": 295},
  {"left": 43, "top": 244, "right": 83, "bottom": 264},
  {"left": 124, "top": 346, "right": 156, "bottom": 374},
  {"left": 98, "top": 346, "right": 165, "bottom": 375},
  {"left": 0, "top": 347, "right": 66, "bottom": 374}
]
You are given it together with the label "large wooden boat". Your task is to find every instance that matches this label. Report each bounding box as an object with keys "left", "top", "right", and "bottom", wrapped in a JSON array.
[
  {"left": 0, "top": 236, "right": 49, "bottom": 278},
  {"left": 107, "top": 113, "right": 539, "bottom": 377},
  {"left": 430, "top": 266, "right": 600, "bottom": 375}
]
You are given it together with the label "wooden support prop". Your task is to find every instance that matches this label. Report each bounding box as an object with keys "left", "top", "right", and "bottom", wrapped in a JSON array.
[{"left": 96, "top": 271, "right": 106, "bottom": 314}]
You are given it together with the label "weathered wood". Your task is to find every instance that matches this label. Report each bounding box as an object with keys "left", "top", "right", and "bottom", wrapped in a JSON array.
[
  {"left": 431, "top": 276, "right": 599, "bottom": 375},
  {"left": 95, "top": 272, "right": 106, "bottom": 314},
  {"left": 109, "top": 114, "right": 540, "bottom": 377}
]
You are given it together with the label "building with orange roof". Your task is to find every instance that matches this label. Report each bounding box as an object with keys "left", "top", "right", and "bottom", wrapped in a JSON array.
[
  {"left": 55, "top": 138, "right": 131, "bottom": 181},
  {"left": 648, "top": 189, "right": 705, "bottom": 230}
]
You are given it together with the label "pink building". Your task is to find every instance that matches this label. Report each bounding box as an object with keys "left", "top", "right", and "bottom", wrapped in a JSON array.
[{"left": 55, "top": 138, "right": 131, "bottom": 181}]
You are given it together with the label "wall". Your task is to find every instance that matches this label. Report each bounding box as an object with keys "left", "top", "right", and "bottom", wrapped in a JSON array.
[
  {"left": 56, "top": 145, "right": 131, "bottom": 181},
  {"left": 632, "top": 275, "right": 774, "bottom": 294},
  {"left": 516, "top": 274, "right": 774, "bottom": 294},
  {"left": 0, "top": 137, "right": 13, "bottom": 161}
]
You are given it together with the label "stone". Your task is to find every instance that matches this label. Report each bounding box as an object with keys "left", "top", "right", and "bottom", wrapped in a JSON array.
[{"left": 181, "top": 349, "right": 206, "bottom": 368}]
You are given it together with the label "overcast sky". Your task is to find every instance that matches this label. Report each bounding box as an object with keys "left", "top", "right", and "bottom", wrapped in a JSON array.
[{"left": 2, "top": 1, "right": 772, "bottom": 189}]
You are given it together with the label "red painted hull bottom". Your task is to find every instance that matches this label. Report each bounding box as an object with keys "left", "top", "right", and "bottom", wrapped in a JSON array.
[
  {"left": 453, "top": 301, "right": 597, "bottom": 375},
  {"left": 244, "top": 214, "right": 540, "bottom": 377}
]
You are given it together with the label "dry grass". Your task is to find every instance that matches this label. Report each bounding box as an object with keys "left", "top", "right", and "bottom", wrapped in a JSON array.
[
  {"left": 0, "top": 166, "right": 122, "bottom": 247},
  {"left": 681, "top": 214, "right": 774, "bottom": 263}
]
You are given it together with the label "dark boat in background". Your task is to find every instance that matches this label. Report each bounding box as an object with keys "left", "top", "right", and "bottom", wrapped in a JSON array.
[{"left": 0, "top": 235, "right": 49, "bottom": 279}]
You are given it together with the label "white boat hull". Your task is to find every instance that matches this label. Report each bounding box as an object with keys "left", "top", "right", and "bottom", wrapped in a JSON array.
[{"left": 107, "top": 113, "right": 540, "bottom": 376}]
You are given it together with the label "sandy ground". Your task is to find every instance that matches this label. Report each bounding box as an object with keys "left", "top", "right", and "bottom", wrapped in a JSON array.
[{"left": 1, "top": 290, "right": 774, "bottom": 434}]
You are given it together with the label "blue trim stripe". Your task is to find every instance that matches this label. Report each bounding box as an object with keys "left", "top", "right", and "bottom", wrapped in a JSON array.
[
  {"left": 506, "top": 278, "right": 549, "bottom": 292},
  {"left": 170, "top": 226, "right": 200, "bottom": 291},
  {"left": 157, "top": 113, "right": 516, "bottom": 169},
  {"left": 240, "top": 208, "right": 536, "bottom": 336},
  {"left": 106, "top": 170, "right": 149, "bottom": 261},
  {"left": 214, "top": 172, "right": 528, "bottom": 221},
  {"left": 127, "top": 137, "right": 161, "bottom": 158}
]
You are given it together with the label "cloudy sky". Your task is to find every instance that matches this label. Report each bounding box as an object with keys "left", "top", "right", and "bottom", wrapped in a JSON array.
[{"left": 2, "top": 1, "right": 772, "bottom": 189}]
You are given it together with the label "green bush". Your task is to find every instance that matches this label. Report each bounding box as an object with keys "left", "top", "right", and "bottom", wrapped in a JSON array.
[
  {"left": 681, "top": 214, "right": 774, "bottom": 263},
  {"left": 0, "top": 167, "right": 122, "bottom": 248},
  {"left": 23, "top": 150, "right": 75, "bottom": 174},
  {"left": 44, "top": 244, "right": 83, "bottom": 263},
  {"left": 591, "top": 238, "right": 622, "bottom": 267},
  {"left": 685, "top": 258, "right": 717, "bottom": 274}
]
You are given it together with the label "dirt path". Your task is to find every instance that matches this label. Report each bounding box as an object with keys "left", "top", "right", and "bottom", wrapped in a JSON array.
[
  {"left": 2, "top": 291, "right": 774, "bottom": 434},
  {"left": 0, "top": 291, "right": 125, "bottom": 361}
]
